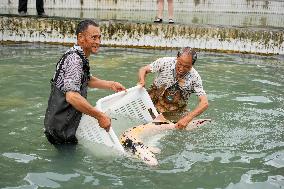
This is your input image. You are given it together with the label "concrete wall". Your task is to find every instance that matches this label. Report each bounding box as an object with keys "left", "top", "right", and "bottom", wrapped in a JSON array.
[
  {"left": 1, "top": 16, "right": 283, "bottom": 55},
  {"left": 2, "top": 0, "right": 284, "bottom": 14}
]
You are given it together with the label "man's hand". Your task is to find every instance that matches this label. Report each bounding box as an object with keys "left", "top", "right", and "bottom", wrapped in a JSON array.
[
  {"left": 175, "top": 115, "right": 193, "bottom": 129},
  {"left": 137, "top": 80, "right": 145, "bottom": 87},
  {"left": 176, "top": 95, "right": 209, "bottom": 129},
  {"left": 97, "top": 112, "right": 111, "bottom": 132},
  {"left": 110, "top": 82, "right": 126, "bottom": 92},
  {"left": 138, "top": 65, "right": 151, "bottom": 88}
]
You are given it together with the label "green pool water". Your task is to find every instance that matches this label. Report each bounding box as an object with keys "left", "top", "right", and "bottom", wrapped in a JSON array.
[{"left": 0, "top": 43, "right": 283, "bottom": 189}]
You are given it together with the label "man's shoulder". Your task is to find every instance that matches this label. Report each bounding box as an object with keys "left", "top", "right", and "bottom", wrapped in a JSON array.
[
  {"left": 63, "top": 47, "right": 82, "bottom": 61},
  {"left": 59, "top": 53, "right": 82, "bottom": 72},
  {"left": 153, "top": 57, "right": 175, "bottom": 66},
  {"left": 64, "top": 47, "right": 80, "bottom": 57},
  {"left": 159, "top": 57, "right": 176, "bottom": 62},
  {"left": 190, "top": 67, "right": 197, "bottom": 73},
  {"left": 189, "top": 67, "right": 202, "bottom": 79}
]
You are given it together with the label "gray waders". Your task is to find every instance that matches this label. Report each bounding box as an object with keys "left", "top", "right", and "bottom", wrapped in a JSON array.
[{"left": 44, "top": 51, "right": 89, "bottom": 145}]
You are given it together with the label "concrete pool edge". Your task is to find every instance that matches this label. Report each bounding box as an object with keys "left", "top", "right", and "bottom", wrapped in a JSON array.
[{"left": 1, "top": 15, "right": 283, "bottom": 55}]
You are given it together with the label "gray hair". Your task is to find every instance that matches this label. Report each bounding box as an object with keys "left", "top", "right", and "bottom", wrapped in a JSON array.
[
  {"left": 177, "top": 47, "right": 198, "bottom": 65},
  {"left": 76, "top": 19, "right": 99, "bottom": 36}
]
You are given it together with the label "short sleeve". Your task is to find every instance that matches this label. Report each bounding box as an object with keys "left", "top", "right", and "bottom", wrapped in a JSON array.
[
  {"left": 62, "top": 53, "right": 83, "bottom": 93},
  {"left": 149, "top": 58, "right": 167, "bottom": 73},
  {"left": 192, "top": 74, "right": 206, "bottom": 96}
]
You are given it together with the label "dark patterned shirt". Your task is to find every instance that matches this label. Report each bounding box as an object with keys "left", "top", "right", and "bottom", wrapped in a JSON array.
[
  {"left": 53, "top": 45, "right": 89, "bottom": 93},
  {"left": 149, "top": 57, "right": 206, "bottom": 100}
]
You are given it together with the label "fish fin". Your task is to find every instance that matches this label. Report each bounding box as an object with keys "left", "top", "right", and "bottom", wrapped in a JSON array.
[{"left": 135, "top": 145, "right": 159, "bottom": 166}]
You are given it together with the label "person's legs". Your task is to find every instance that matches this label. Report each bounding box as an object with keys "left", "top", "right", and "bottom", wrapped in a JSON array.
[
  {"left": 167, "top": 0, "right": 174, "bottom": 23},
  {"left": 154, "top": 0, "right": 164, "bottom": 22},
  {"left": 18, "top": 0, "right": 28, "bottom": 13},
  {"left": 36, "top": 0, "right": 45, "bottom": 15},
  {"left": 157, "top": 0, "right": 164, "bottom": 19}
]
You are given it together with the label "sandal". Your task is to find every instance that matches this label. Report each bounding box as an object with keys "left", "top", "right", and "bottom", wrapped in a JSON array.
[
  {"left": 154, "top": 18, "right": 163, "bottom": 23},
  {"left": 169, "top": 19, "right": 174, "bottom": 24}
]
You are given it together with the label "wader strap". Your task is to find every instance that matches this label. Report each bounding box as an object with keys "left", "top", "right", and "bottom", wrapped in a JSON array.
[
  {"left": 53, "top": 50, "right": 89, "bottom": 82},
  {"left": 53, "top": 51, "right": 74, "bottom": 83},
  {"left": 75, "top": 51, "right": 90, "bottom": 81}
]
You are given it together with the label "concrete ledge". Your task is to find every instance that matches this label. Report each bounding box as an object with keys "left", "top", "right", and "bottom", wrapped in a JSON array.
[{"left": 1, "top": 15, "right": 283, "bottom": 55}]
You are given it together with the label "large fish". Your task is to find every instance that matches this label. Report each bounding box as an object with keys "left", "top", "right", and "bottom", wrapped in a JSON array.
[{"left": 119, "top": 115, "right": 211, "bottom": 166}]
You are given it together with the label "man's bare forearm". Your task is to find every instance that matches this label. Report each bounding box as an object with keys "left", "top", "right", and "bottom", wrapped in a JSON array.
[
  {"left": 65, "top": 91, "right": 104, "bottom": 119},
  {"left": 88, "top": 76, "right": 113, "bottom": 90},
  {"left": 185, "top": 95, "right": 209, "bottom": 121},
  {"left": 176, "top": 95, "right": 209, "bottom": 129},
  {"left": 138, "top": 65, "right": 151, "bottom": 86}
]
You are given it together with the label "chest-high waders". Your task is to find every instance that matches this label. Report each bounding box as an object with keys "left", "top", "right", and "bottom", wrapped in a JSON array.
[{"left": 44, "top": 51, "right": 89, "bottom": 145}]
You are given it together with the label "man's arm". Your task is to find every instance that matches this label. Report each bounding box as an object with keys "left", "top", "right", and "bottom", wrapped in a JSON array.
[
  {"left": 175, "top": 95, "right": 209, "bottom": 129},
  {"left": 65, "top": 91, "right": 111, "bottom": 132},
  {"left": 88, "top": 76, "right": 126, "bottom": 92},
  {"left": 138, "top": 65, "right": 152, "bottom": 87}
]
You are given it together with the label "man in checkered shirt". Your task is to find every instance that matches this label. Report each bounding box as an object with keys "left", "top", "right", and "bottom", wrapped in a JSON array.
[
  {"left": 138, "top": 47, "right": 209, "bottom": 129},
  {"left": 44, "top": 20, "right": 126, "bottom": 144}
]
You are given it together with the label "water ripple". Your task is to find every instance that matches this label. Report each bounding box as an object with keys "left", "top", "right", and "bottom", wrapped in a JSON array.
[
  {"left": 234, "top": 96, "right": 272, "bottom": 103},
  {"left": 225, "top": 170, "right": 284, "bottom": 189},
  {"left": 2, "top": 152, "right": 38, "bottom": 163},
  {"left": 252, "top": 79, "right": 282, "bottom": 87},
  {"left": 264, "top": 151, "right": 284, "bottom": 168},
  {"left": 24, "top": 172, "right": 80, "bottom": 188}
]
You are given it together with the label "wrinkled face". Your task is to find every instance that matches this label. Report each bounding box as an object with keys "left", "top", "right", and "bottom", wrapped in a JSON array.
[
  {"left": 176, "top": 54, "right": 192, "bottom": 77},
  {"left": 78, "top": 25, "right": 101, "bottom": 55}
]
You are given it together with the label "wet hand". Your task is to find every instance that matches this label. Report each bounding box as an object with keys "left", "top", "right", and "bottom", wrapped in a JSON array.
[
  {"left": 97, "top": 113, "right": 111, "bottom": 132},
  {"left": 175, "top": 116, "right": 193, "bottom": 129},
  {"left": 110, "top": 82, "right": 126, "bottom": 92},
  {"left": 137, "top": 80, "right": 145, "bottom": 87}
]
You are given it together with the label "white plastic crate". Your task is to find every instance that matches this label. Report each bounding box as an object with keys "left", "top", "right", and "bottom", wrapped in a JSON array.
[{"left": 76, "top": 85, "right": 159, "bottom": 152}]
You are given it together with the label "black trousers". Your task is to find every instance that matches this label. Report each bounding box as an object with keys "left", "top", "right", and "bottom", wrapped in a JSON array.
[{"left": 18, "top": 0, "right": 45, "bottom": 14}]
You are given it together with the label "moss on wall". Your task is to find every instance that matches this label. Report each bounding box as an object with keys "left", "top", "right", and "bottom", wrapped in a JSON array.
[{"left": 1, "top": 15, "right": 283, "bottom": 55}]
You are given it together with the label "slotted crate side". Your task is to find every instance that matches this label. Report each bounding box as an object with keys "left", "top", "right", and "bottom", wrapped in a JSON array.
[
  {"left": 110, "top": 98, "right": 154, "bottom": 123},
  {"left": 98, "top": 86, "right": 158, "bottom": 123},
  {"left": 76, "top": 115, "right": 113, "bottom": 145},
  {"left": 76, "top": 86, "right": 158, "bottom": 152}
]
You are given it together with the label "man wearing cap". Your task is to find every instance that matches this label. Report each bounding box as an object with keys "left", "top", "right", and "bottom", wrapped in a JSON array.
[
  {"left": 138, "top": 47, "right": 209, "bottom": 129},
  {"left": 44, "top": 19, "right": 126, "bottom": 145}
]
